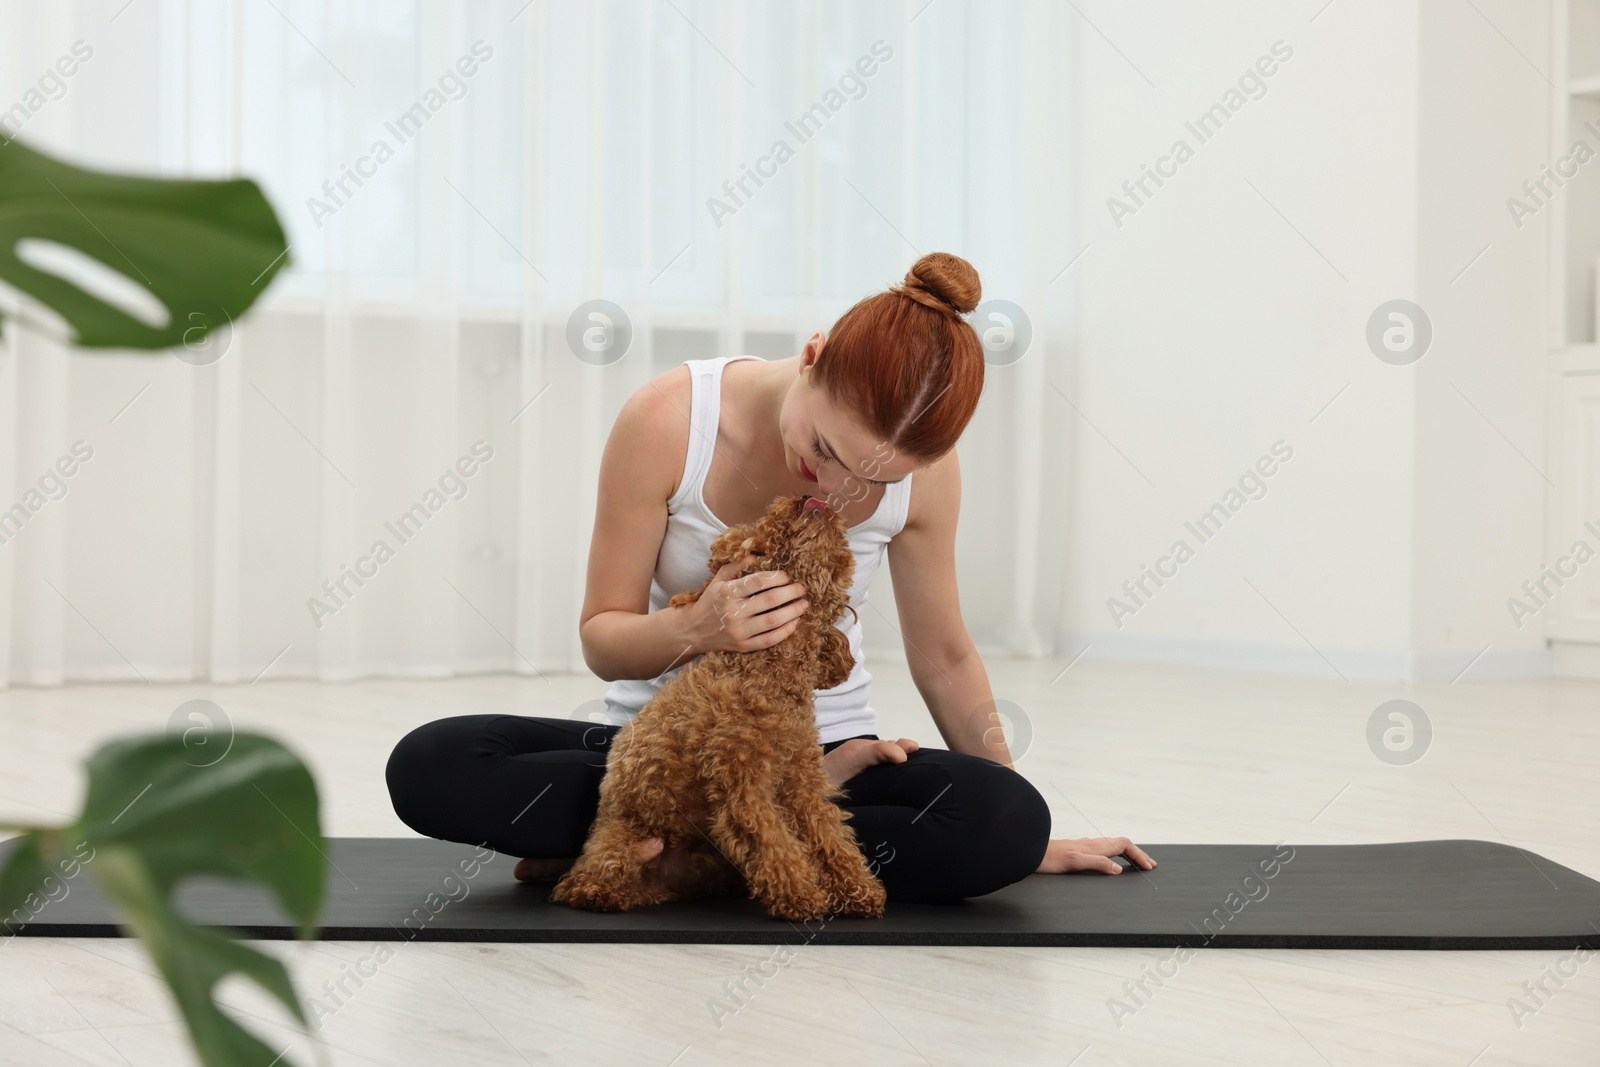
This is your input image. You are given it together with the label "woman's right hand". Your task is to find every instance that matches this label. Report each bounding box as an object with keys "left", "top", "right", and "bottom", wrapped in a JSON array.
[{"left": 684, "top": 553, "right": 810, "bottom": 654}]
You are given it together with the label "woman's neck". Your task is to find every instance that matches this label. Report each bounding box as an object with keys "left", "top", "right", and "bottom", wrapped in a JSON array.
[{"left": 728, "top": 354, "right": 799, "bottom": 464}]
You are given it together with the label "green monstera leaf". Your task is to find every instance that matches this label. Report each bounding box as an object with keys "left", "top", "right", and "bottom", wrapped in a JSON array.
[
  {"left": 0, "top": 733, "right": 326, "bottom": 1067},
  {"left": 0, "top": 132, "right": 290, "bottom": 349}
]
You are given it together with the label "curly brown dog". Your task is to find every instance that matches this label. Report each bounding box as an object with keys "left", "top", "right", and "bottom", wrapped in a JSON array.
[{"left": 549, "top": 493, "right": 887, "bottom": 922}]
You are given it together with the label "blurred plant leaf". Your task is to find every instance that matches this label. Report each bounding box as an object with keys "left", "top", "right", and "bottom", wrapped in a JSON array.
[
  {"left": 0, "top": 832, "right": 51, "bottom": 924},
  {"left": 91, "top": 844, "right": 312, "bottom": 1066},
  {"left": 0, "top": 132, "right": 290, "bottom": 349},
  {"left": 0, "top": 733, "right": 325, "bottom": 1067}
]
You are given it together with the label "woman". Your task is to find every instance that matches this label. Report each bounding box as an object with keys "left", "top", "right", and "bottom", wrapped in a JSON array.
[{"left": 387, "top": 252, "right": 1154, "bottom": 905}]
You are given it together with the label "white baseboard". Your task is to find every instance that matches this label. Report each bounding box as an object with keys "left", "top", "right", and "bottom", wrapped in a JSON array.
[
  {"left": 1052, "top": 628, "right": 1553, "bottom": 683},
  {"left": 1552, "top": 640, "right": 1600, "bottom": 680},
  {"left": 0, "top": 657, "right": 562, "bottom": 689}
]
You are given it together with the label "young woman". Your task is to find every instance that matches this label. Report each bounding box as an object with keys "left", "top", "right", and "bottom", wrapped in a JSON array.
[{"left": 386, "top": 252, "right": 1154, "bottom": 905}]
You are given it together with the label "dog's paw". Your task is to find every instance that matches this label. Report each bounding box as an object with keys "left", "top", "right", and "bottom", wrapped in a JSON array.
[
  {"left": 550, "top": 872, "right": 632, "bottom": 912},
  {"left": 817, "top": 859, "right": 887, "bottom": 918},
  {"left": 827, "top": 876, "right": 886, "bottom": 918},
  {"left": 761, "top": 887, "right": 837, "bottom": 923}
]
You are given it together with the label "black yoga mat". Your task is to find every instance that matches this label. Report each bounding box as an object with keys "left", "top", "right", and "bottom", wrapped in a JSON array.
[{"left": 5, "top": 837, "right": 1598, "bottom": 949}]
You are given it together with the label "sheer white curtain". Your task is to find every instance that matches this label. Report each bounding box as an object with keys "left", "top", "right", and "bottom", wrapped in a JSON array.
[{"left": 0, "top": 0, "right": 1075, "bottom": 687}]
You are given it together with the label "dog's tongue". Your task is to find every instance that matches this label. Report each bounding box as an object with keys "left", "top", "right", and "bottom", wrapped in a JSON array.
[{"left": 802, "top": 496, "right": 827, "bottom": 514}]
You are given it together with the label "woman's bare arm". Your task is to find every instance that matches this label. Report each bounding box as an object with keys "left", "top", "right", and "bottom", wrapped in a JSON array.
[
  {"left": 581, "top": 609, "right": 700, "bottom": 684},
  {"left": 577, "top": 375, "right": 703, "bottom": 683},
  {"left": 578, "top": 369, "right": 822, "bottom": 681}
]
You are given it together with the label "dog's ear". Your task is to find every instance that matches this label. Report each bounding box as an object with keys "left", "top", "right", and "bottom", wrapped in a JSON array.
[
  {"left": 714, "top": 518, "right": 781, "bottom": 568},
  {"left": 708, "top": 525, "right": 764, "bottom": 572},
  {"left": 815, "top": 625, "right": 855, "bottom": 690},
  {"left": 743, "top": 513, "right": 783, "bottom": 561}
]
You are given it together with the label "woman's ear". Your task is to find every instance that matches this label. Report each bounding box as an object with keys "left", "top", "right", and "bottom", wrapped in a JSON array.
[
  {"left": 802, "top": 331, "right": 825, "bottom": 369},
  {"left": 815, "top": 625, "right": 855, "bottom": 690}
]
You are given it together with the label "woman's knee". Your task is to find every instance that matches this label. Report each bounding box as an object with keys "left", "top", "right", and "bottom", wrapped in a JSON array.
[
  {"left": 998, "top": 770, "right": 1053, "bottom": 874},
  {"left": 950, "top": 765, "right": 1052, "bottom": 896},
  {"left": 385, "top": 716, "right": 479, "bottom": 833}
]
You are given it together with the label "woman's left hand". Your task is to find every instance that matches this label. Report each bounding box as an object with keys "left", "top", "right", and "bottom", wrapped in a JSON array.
[{"left": 1035, "top": 836, "right": 1156, "bottom": 875}]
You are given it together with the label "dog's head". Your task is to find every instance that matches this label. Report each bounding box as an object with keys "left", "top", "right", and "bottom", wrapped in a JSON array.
[{"left": 707, "top": 494, "right": 857, "bottom": 690}]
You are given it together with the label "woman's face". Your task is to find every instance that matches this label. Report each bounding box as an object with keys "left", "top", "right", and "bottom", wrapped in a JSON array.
[{"left": 781, "top": 363, "right": 920, "bottom": 506}]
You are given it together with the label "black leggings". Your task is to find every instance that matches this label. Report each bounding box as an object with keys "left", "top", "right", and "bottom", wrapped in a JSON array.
[{"left": 385, "top": 714, "right": 1052, "bottom": 905}]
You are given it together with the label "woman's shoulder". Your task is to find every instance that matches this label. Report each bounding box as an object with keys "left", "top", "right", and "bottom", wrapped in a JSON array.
[
  {"left": 896, "top": 446, "right": 957, "bottom": 539},
  {"left": 613, "top": 364, "right": 694, "bottom": 502}
]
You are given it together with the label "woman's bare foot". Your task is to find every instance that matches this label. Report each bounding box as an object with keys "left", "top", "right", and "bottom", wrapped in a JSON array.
[
  {"left": 822, "top": 738, "right": 920, "bottom": 789},
  {"left": 513, "top": 855, "right": 576, "bottom": 882},
  {"left": 637, "top": 836, "right": 702, "bottom": 890},
  {"left": 515, "top": 837, "right": 690, "bottom": 884}
]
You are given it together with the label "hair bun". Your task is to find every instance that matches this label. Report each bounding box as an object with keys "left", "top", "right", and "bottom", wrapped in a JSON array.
[{"left": 892, "top": 252, "right": 981, "bottom": 316}]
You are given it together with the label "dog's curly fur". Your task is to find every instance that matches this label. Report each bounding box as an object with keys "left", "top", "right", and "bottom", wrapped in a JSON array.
[{"left": 549, "top": 493, "right": 887, "bottom": 921}]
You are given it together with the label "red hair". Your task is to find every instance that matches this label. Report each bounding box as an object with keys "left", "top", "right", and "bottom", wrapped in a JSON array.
[{"left": 812, "top": 252, "right": 985, "bottom": 463}]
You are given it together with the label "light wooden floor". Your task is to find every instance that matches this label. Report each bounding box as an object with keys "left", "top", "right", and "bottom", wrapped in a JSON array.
[{"left": 1, "top": 658, "right": 1596, "bottom": 1066}]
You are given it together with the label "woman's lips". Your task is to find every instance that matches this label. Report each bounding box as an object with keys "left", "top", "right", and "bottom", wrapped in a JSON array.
[{"left": 798, "top": 456, "right": 818, "bottom": 482}]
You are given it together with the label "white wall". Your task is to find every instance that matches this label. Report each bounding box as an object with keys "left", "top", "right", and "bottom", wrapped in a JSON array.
[
  {"left": 1, "top": 2, "right": 1086, "bottom": 688},
  {"left": 1060, "top": 0, "right": 1551, "bottom": 681},
  {"left": 1412, "top": 0, "right": 1551, "bottom": 669}
]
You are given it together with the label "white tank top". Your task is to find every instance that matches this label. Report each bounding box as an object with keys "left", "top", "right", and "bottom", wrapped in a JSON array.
[{"left": 600, "top": 355, "right": 913, "bottom": 745}]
